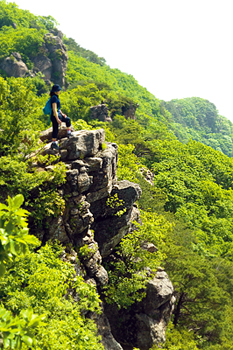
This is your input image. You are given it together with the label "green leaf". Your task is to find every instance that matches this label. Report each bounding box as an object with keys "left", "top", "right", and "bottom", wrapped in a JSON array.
[
  {"left": 20, "top": 309, "right": 33, "bottom": 320},
  {"left": 9, "top": 240, "right": 17, "bottom": 255},
  {"left": 13, "top": 241, "right": 22, "bottom": 255},
  {"left": 0, "top": 307, "right": 9, "bottom": 318},
  {"left": 28, "top": 313, "right": 47, "bottom": 328},
  {"left": 23, "top": 235, "right": 39, "bottom": 245},
  {"left": 22, "top": 335, "right": 33, "bottom": 346},
  {"left": 3, "top": 338, "right": 10, "bottom": 348},
  {"left": 20, "top": 243, "right": 27, "bottom": 255},
  {"left": 12, "top": 194, "right": 24, "bottom": 209},
  {"left": 15, "top": 208, "right": 30, "bottom": 217},
  {"left": 5, "top": 221, "right": 14, "bottom": 233},
  {"left": 0, "top": 203, "right": 9, "bottom": 211},
  {"left": 0, "top": 228, "right": 8, "bottom": 245}
]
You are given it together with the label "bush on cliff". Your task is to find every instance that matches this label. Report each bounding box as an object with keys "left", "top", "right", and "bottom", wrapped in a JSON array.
[{"left": 0, "top": 195, "right": 103, "bottom": 350}]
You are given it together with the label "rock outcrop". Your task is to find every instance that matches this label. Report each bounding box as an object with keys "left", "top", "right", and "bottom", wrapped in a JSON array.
[
  {"left": 89, "top": 102, "right": 140, "bottom": 123},
  {"left": 105, "top": 268, "right": 175, "bottom": 350},
  {"left": 122, "top": 102, "right": 139, "bottom": 120},
  {"left": 32, "top": 29, "right": 68, "bottom": 87},
  {"left": 140, "top": 167, "right": 155, "bottom": 186},
  {"left": 30, "top": 127, "right": 175, "bottom": 349},
  {"left": 90, "top": 104, "right": 112, "bottom": 122},
  {"left": 0, "top": 52, "right": 28, "bottom": 78},
  {"left": 0, "top": 29, "right": 68, "bottom": 87}
]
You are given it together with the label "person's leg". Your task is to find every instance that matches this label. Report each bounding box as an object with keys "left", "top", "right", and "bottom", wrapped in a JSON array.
[
  {"left": 59, "top": 114, "right": 72, "bottom": 137},
  {"left": 51, "top": 115, "right": 59, "bottom": 139},
  {"left": 66, "top": 117, "right": 72, "bottom": 137},
  {"left": 51, "top": 115, "right": 59, "bottom": 150}
]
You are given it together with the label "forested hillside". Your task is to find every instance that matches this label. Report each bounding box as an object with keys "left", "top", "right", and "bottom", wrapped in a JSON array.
[
  {"left": 1, "top": 1, "right": 233, "bottom": 349},
  {"left": 162, "top": 97, "right": 233, "bottom": 157}
]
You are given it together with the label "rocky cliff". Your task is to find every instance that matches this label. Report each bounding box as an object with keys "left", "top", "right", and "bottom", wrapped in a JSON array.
[
  {"left": 30, "top": 126, "right": 175, "bottom": 350},
  {"left": 0, "top": 29, "right": 68, "bottom": 87},
  {"left": 32, "top": 29, "right": 68, "bottom": 87}
]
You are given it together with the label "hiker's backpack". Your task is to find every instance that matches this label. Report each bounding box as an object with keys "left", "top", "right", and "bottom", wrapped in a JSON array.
[{"left": 43, "top": 98, "right": 52, "bottom": 115}]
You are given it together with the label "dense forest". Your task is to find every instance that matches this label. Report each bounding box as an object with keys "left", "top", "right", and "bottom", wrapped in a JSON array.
[{"left": 1, "top": 1, "right": 233, "bottom": 349}]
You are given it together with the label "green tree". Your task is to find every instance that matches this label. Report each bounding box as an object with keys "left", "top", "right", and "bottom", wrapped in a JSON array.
[
  {"left": 103, "top": 211, "right": 170, "bottom": 308},
  {"left": 0, "top": 194, "right": 45, "bottom": 349},
  {"left": 0, "top": 194, "right": 38, "bottom": 276},
  {"left": 0, "top": 77, "right": 44, "bottom": 157}
]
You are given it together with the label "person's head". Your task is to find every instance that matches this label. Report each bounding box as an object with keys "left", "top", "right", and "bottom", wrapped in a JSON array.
[{"left": 50, "top": 84, "right": 62, "bottom": 96}]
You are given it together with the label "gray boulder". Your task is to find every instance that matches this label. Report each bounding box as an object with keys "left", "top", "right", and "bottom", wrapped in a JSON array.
[
  {"left": 96, "top": 306, "right": 124, "bottom": 350},
  {"left": 105, "top": 269, "right": 175, "bottom": 350},
  {"left": 43, "top": 32, "right": 68, "bottom": 87},
  {"left": 32, "top": 54, "right": 53, "bottom": 80},
  {"left": 30, "top": 30, "right": 68, "bottom": 87},
  {"left": 123, "top": 103, "right": 139, "bottom": 120},
  {"left": 59, "top": 128, "right": 106, "bottom": 160},
  {"left": 0, "top": 52, "right": 28, "bottom": 77},
  {"left": 40, "top": 128, "right": 105, "bottom": 160},
  {"left": 40, "top": 123, "right": 75, "bottom": 142},
  {"left": 90, "top": 104, "right": 112, "bottom": 122}
]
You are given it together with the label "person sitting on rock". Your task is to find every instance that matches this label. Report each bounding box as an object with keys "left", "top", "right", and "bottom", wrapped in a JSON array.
[{"left": 50, "top": 84, "right": 72, "bottom": 150}]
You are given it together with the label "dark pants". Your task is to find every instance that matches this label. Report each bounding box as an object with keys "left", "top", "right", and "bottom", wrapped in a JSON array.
[{"left": 51, "top": 112, "right": 71, "bottom": 139}]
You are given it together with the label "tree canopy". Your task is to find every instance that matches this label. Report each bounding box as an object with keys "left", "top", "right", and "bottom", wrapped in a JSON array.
[{"left": 1, "top": 1, "right": 233, "bottom": 349}]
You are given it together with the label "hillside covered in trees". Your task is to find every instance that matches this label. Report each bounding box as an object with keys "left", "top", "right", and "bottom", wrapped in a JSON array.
[{"left": 1, "top": 1, "right": 233, "bottom": 349}]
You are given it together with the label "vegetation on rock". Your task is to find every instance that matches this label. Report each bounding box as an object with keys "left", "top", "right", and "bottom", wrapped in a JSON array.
[{"left": 1, "top": 1, "right": 233, "bottom": 349}]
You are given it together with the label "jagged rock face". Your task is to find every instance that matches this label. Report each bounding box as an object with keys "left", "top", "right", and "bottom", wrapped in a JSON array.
[
  {"left": 0, "top": 30, "right": 68, "bottom": 87},
  {"left": 90, "top": 104, "right": 112, "bottom": 122},
  {"left": 96, "top": 306, "right": 124, "bottom": 350},
  {"left": 0, "top": 52, "right": 28, "bottom": 77},
  {"left": 36, "top": 128, "right": 129, "bottom": 285},
  {"left": 105, "top": 269, "right": 175, "bottom": 350},
  {"left": 31, "top": 30, "right": 68, "bottom": 87},
  {"left": 135, "top": 269, "right": 175, "bottom": 349},
  {"left": 122, "top": 103, "right": 139, "bottom": 120},
  {"left": 32, "top": 54, "right": 52, "bottom": 80},
  {"left": 31, "top": 127, "right": 174, "bottom": 350},
  {"left": 140, "top": 167, "right": 155, "bottom": 186},
  {"left": 40, "top": 124, "right": 75, "bottom": 142},
  {"left": 91, "top": 180, "right": 142, "bottom": 257},
  {"left": 89, "top": 102, "right": 140, "bottom": 123},
  {"left": 43, "top": 31, "right": 68, "bottom": 86}
]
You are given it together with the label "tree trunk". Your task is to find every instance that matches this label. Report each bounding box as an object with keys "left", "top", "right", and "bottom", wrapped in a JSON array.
[{"left": 173, "top": 292, "right": 184, "bottom": 327}]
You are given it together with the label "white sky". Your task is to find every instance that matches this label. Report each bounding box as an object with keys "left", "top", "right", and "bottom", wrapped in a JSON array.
[{"left": 12, "top": 0, "right": 233, "bottom": 122}]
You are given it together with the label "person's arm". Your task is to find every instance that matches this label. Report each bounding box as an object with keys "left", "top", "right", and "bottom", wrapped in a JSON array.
[
  {"left": 52, "top": 102, "right": 62, "bottom": 124},
  {"left": 60, "top": 110, "right": 67, "bottom": 118}
]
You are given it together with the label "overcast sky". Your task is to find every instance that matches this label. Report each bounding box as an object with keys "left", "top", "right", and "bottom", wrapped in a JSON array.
[{"left": 13, "top": 0, "right": 233, "bottom": 122}]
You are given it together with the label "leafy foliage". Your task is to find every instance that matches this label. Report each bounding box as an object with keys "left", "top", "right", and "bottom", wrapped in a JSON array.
[
  {"left": 0, "top": 307, "right": 46, "bottom": 350},
  {"left": 0, "top": 194, "right": 38, "bottom": 277},
  {"left": 103, "top": 211, "right": 170, "bottom": 308},
  {"left": 152, "top": 323, "right": 199, "bottom": 350},
  {"left": 162, "top": 97, "right": 233, "bottom": 157},
  {"left": 0, "top": 242, "right": 104, "bottom": 350},
  {"left": 2, "top": 2, "right": 233, "bottom": 349},
  {"left": 0, "top": 1, "right": 57, "bottom": 31},
  {"left": 0, "top": 194, "right": 45, "bottom": 349},
  {"left": 0, "top": 193, "right": 103, "bottom": 349},
  {"left": 0, "top": 77, "right": 46, "bottom": 156},
  {"left": 63, "top": 36, "right": 106, "bottom": 66}
]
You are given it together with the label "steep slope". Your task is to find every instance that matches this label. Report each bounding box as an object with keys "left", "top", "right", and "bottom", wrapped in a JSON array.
[{"left": 1, "top": 1, "right": 233, "bottom": 159}]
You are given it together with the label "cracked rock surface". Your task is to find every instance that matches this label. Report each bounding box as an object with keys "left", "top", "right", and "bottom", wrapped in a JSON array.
[{"left": 27, "top": 127, "right": 175, "bottom": 350}]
